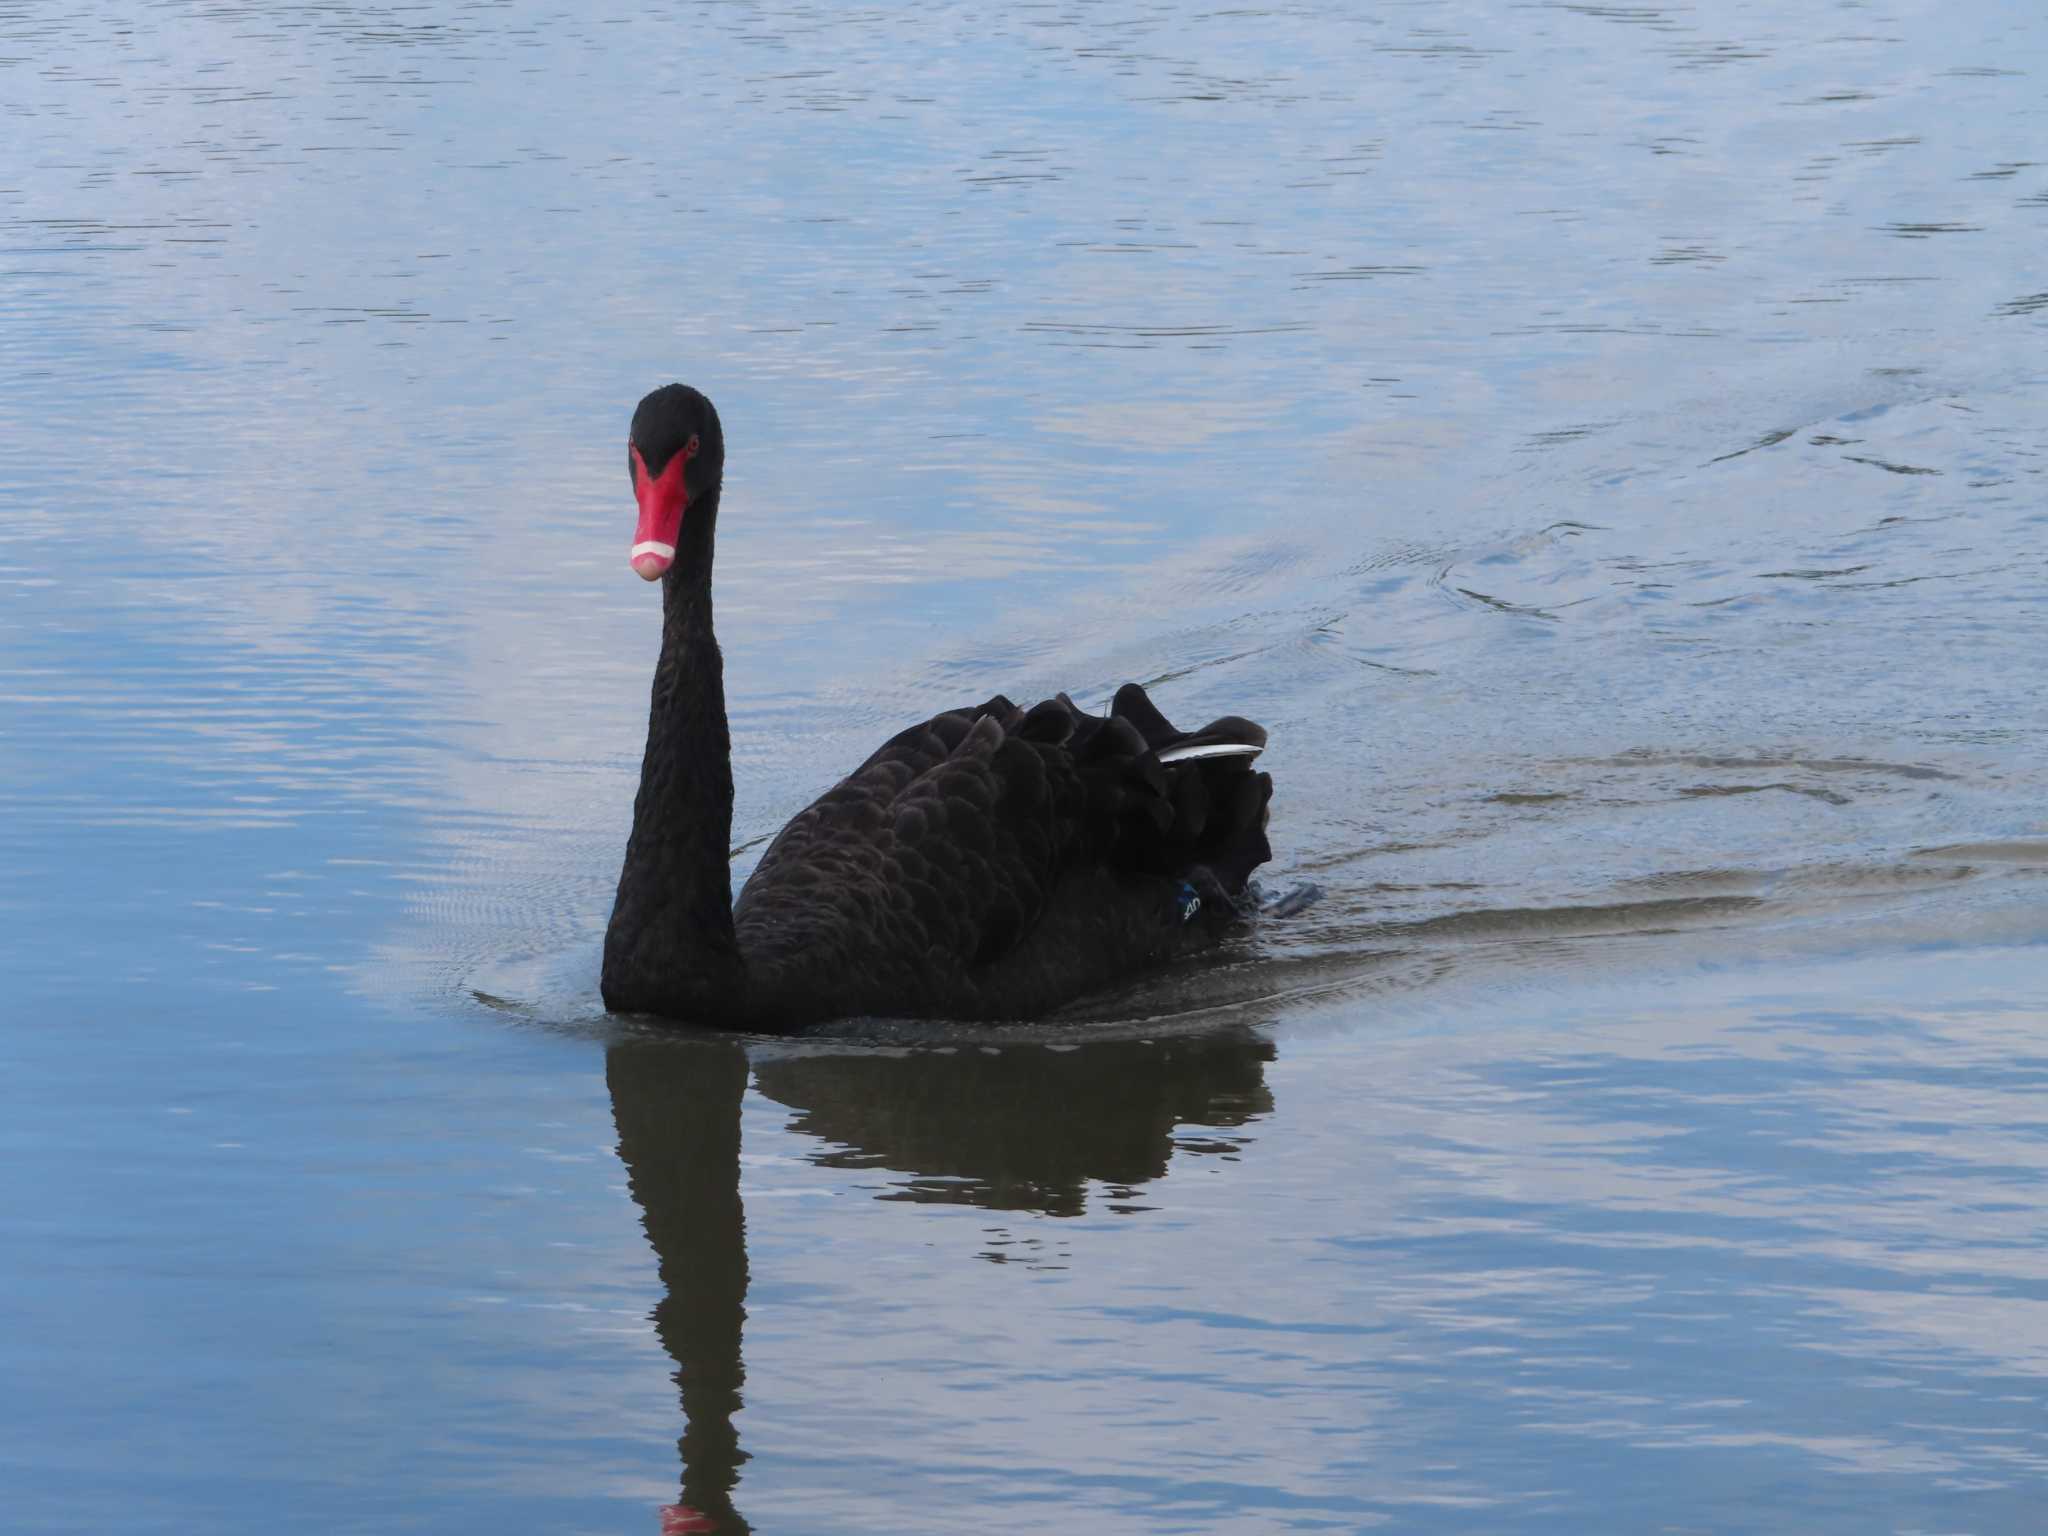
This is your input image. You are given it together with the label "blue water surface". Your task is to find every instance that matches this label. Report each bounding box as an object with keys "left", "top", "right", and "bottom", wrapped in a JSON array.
[{"left": 3, "top": 1, "right": 2046, "bottom": 1531}]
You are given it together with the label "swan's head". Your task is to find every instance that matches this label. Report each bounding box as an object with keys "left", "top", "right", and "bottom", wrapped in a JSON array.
[{"left": 627, "top": 384, "right": 725, "bottom": 580}]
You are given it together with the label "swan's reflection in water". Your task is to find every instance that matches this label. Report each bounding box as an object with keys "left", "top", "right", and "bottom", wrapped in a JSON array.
[
  {"left": 606, "top": 1028, "right": 1276, "bottom": 1531},
  {"left": 607, "top": 1041, "right": 753, "bottom": 1534}
]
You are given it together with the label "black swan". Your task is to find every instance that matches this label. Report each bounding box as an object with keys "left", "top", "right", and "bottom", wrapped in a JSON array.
[{"left": 600, "top": 383, "right": 1275, "bottom": 1030}]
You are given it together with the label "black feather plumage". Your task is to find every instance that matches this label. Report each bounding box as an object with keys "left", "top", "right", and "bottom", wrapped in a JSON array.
[{"left": 600, "top": 386, "right": 1274, "bottom": 1031}]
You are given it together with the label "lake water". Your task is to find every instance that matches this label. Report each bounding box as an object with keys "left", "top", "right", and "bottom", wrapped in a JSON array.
[{"left": 4, "top": 0, "right": 2046, "bottom": 1530}]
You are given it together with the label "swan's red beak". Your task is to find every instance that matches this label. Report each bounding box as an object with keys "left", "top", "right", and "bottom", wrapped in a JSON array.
[{"left": 630, "top": 444, "right": 689, "bottom": 581}]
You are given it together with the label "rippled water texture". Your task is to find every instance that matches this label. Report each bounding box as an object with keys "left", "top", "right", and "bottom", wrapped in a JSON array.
[{"left": 3, "top": 1, "right": 2046, "bottom": 1531}]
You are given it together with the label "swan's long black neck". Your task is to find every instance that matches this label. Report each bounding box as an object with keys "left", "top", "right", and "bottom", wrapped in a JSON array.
[{"left": 601, "top": 487, "right": 750, "bottom": 1021}]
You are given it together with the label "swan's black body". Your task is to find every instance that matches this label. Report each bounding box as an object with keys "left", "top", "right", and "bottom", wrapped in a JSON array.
[{"left": 600, "top": 385, "right": 1274, "bottom": 1031}]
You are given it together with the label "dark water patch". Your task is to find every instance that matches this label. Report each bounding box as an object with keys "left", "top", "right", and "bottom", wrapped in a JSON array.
[
  {"left": 1678, "top": 781, "right": 1852, "bottom": 807},
  {"left": 1019, "top": 319, "right": 1312, "bottom": 345},
  {"left": 1595, "top": 753, "right": 1959, "bottom": 783},
  {"left": 1666, "top": 40, "right": 1770, "bottom": 69},
  {"left": 1296, "top": 262, "right": 1427, "bottom": 282},
  {"left": 1704, "top": 425, "right": 1797, "bottom": 464},
  {"left": 1451, "top": 585, "right": 1567, "bottom": 620},
  {"left": 1842, "top": 454, "right": 1942, "bottom": 475},
  {"left": 1376, "top": 893, "right": 1766, "bottom": 943},
  {"left": 1913, "top": 839, "right": 2048, "bottom": 866},
  {"left": 1549, "top": 3, "right": 1684, "bottom": 26},
  {"left": 1650, "top": 242, "right": 1724, "bottom": 265},
  {"left": 1522, "top": 420, "right": 1619, "bottom": 449}
]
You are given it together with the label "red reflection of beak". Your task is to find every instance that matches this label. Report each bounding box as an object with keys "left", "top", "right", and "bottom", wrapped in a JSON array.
[{"left": 631, "top": 444, "right": 689, "bottom": 580}]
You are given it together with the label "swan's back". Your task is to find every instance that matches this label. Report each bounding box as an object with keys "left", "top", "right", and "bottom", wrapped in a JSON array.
[{"left": 733, "top": 684, "right": 1271, "bottom": 1022}]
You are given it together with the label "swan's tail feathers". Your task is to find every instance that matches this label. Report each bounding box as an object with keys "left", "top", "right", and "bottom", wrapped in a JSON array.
[
  {"left": 1110, "top": 681, "right": 1176, "bottom": 746},
  {"left": 1105, "top": 682, "right": 1273, "bottom": 897},
  {"left": 1110, "top": 682, "right": 1267, "bottom": 757}
]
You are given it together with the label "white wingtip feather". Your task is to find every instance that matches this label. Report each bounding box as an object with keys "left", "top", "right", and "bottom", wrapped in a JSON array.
[{"left": 1156, "top": 742, "right": 1264, "bottom": 764}]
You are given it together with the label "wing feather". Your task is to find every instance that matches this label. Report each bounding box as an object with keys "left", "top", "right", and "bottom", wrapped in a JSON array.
[{"left": 733, "top": 685, "right": 1269, "bottom": 1008}]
